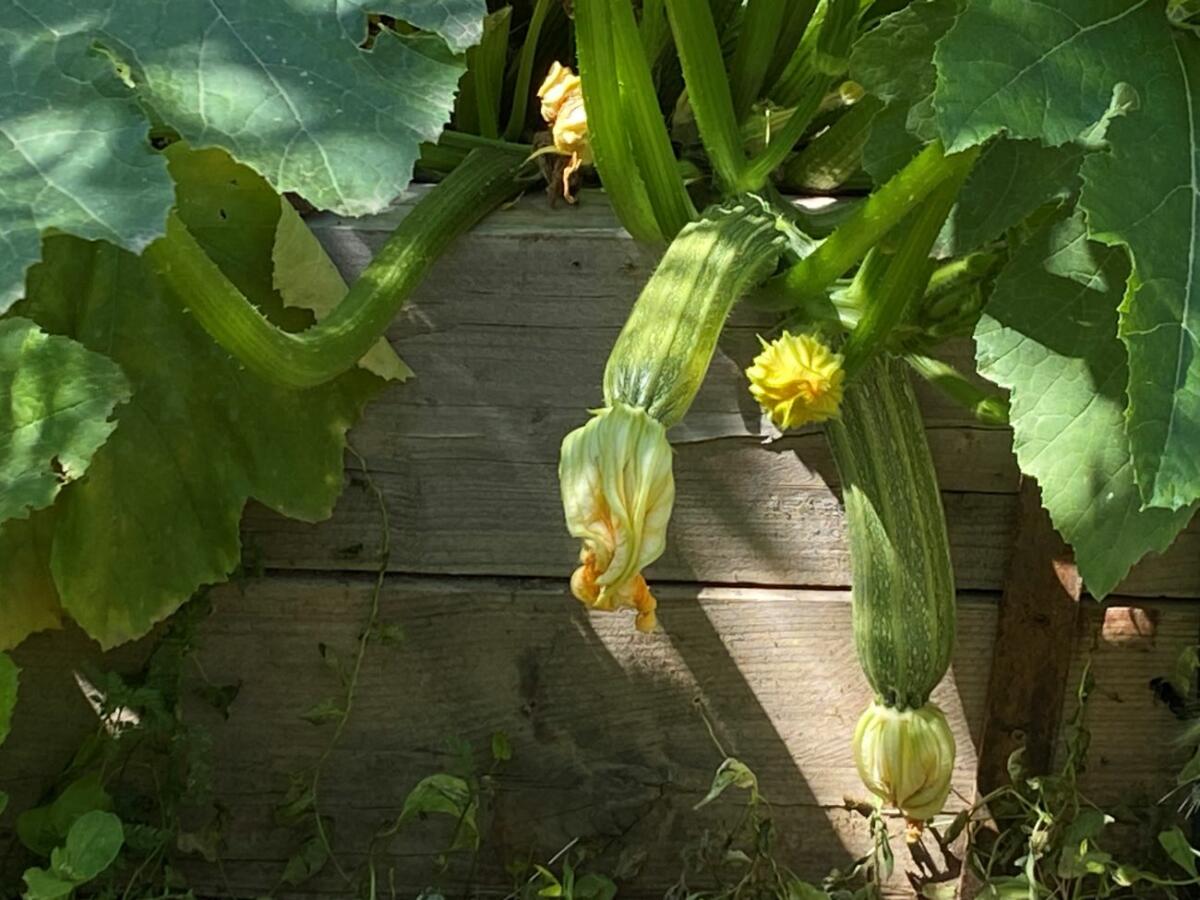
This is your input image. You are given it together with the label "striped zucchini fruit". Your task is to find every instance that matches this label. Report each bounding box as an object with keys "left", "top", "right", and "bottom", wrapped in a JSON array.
[
  {"left": 560, "top": 198, "right": 787, "bottom": 630},
  {"left": 825, "top": 354, "right": 957, "bottom": 825}
]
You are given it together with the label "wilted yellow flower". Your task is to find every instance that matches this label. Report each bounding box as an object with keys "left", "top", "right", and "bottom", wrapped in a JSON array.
[
  {"left": 853, "top": 701, "right": 956, "bottom": 828},
  {"left": 746, "top": 331, "right": 844, "bottom": 430},
  {"left": 538, "top": 62, "right": 592, "bottom": 200},
  {"left": 559, "top": 403, "right": 675, "bottom": 632}
]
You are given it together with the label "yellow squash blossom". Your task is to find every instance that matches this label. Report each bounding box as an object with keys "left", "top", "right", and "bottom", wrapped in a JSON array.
[
  {"left": 853, "top": 701, "right": 956, "bottom": 831},
  {"left": 538, "top": 62, "right": 592, "bottom": 200},
  {"left": 746, "top": 331, "right": 845, "bottom": 430},
  {"left": 559, "top": 403, "right": 675, "bottom": 632}
]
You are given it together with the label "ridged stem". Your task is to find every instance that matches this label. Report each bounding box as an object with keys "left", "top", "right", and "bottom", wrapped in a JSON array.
[
  {"left": 608, "top": 0, "right": 696, "bottom": 236},
  {"left": 737, "top": 0, "right": 858, "bottom": 191},
  {"left": 840, "top": 167, "right": 971, "bottom": 374},
  {"left": 503, "top": 0, "right": 554, "bottom": 141},
  {"left": 144, "top": 148, "right": 524, "bottom": 388},
  {"left": 755, "top": 142, "right": 977, "bottom": 310},
  {"left": 575, "top": 0, "right": 664, "bottom": 241},
  {"left": 904, "top": 354, "right": 1009, "bottom": 426},
  {"left": 730, "top": 0, "right": 790, "bottom": 118},
  {"left": 663, "top": 0, "right": 748, "bottom": 191}
]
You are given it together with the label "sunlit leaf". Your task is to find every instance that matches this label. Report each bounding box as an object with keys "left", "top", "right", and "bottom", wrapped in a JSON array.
[
  {"left": 976, "top": 212, "right": 1194, "bottom": 597},
  {"left": 0, "top": 0, "right": 484, "bottom": 307},
  {"left": 0, "top": 318, "right": 130, "bottom": 524}
]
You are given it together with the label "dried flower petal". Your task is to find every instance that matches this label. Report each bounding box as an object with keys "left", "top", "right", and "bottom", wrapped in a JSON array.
[{"left": 538, "top": 62, "right": 592, "bottom": 200}]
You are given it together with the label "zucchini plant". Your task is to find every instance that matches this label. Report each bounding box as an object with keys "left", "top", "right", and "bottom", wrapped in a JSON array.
[
  {"left": 1, "top": 0, "right": 1199, "bottom": 891},
  {"left": 550, "top": 0, "right": 1200, "bottom": 843}
]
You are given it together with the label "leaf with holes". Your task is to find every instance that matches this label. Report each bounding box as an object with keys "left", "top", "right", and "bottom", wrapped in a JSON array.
[{"left": 0, "top": 318, "right": 131, "bottom": 525}]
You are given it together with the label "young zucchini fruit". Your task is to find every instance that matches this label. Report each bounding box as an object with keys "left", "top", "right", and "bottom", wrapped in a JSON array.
[
  {"left": 560, "top": 199, "right": 787, "bottom": 630},
  {"left": 825, "top": 354, "right": 957, "bottom": 828}
]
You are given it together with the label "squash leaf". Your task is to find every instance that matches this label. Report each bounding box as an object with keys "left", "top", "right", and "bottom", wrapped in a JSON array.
[
  {"left": 976, "top": 212, "right": 1194, "bottom": 597},
  {"left": 851, "top": 0, "right": 1084, "bottom": 251},
  {"left": 0, "top": 318, "right": 131, "bottom": 525},
  {"left": 0, "top": 146, "right": 384, "bottom": 649},
  {"left": 0, "top": 0, "right": 484, "bottom": 310},
  {"left": 935, "top": 0, "right": 1200, "bottom": 510}
]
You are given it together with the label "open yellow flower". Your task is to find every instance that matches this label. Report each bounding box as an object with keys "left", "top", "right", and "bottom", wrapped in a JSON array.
[
  {"left": 538, "top": 62, "right": 592, "bottom": 200},
  {"left": 559, "top": 403, "right": 675, "bottom": 632},
  {"left": 746, "top": 331, "right": 845, "bottom": 430}
]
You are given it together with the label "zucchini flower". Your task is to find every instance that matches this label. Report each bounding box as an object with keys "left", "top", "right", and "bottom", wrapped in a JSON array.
[
  {"left": 853, "top": 701, "right": 956, "bottom": 830},
  {"left": 538, "top": 62, "right": 591, "bottom": 200},
  {"left": 747, "top": 331, "right": 845, "bottom": 430},
  {"left": 559, "top": 201, "right": 787, "bottom": 631},
  {"left": 560, "top": 403, "right": 675, "bottom": 632}
]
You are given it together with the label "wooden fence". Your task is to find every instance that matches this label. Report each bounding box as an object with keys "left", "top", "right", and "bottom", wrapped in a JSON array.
[{"left": 2, "top": 193, "right": 1197, "bottom": 897}]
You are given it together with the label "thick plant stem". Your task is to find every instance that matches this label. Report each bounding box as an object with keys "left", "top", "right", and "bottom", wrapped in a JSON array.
[
  {"left": 755, "top": 142, "right": 977, "bottom": 310},
  {"left": 765, "top": 0, "right": 818, "bottom": 88},
  {"left": 145, "top": 148, "right": 525, "bottom": 389},
  {"left": 663, "top": 0, "right": 748, "bottom": 191},
  {"left": 576, "top": 0, "right": 663, "bottom": 241},
  {"left": 608, "top": 0, "right": 696, "bottom": 236},
  {"left": 737, "top": 0, "right": 858, "bottom": 191},
  {"left": 731, "top": 0, "right": 790, "bottom": 118},
  {"left": 905, "top": 354, "right": 1009, "bottom": 426},
  {"left": 504, "top": 0, "right": 554, "bottom": 141},
  {"left": 840, "top": 172, "right": 969, "bottom": 375}
]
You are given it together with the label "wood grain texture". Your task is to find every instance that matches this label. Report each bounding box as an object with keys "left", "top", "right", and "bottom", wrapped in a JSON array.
[
  {"left": 978, "top": 482, "right": 1083, "bottom": 794},
  {"left": 2, "top": 192, "right": 1197, "bottom": 900},
  {"left": 2, "top": 578, "right": 1194, "bottom": 898},
  {"left": 235, "top": 193, "right": 1199, "bottom": 598}
]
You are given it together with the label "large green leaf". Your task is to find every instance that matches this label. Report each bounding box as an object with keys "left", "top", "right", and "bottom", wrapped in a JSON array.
[
  {"left": 942, "top": 139, "right": 1084, "bottom": 255},
  {"left": 851, "top": 0, "right": 956, "bottom": 181},
  {"left": 342, "top": 1, "right": 485, "bottom": 53},
  {"left": 2, "top": 147, "right": 383, "bottom": 648},
  {"left": 0, "top": 0, "right": 483, "bottom": 309},
  {"left": 976, "top": 213, "right": 1194, "bottom": 597},
  {"left": 934, "top": 0, "right": 1200, "bottom": 509},
  {"left": 0, "top": 4, "right": 172, "bottom": 311},
  {"left": 0, "top": 651, "right": 17, "bottom": 745},
  {"left": 0, "top": 512, "right": 61, "bottom": 649},
  {"left": 1083, "top": 33, "right": 1200, "bottom": 510},
  {"left": 933, "top": 0, "right": 1157, "bottom": 153},
  {"left": 851, "top": 0, "right": 1083, "bottom": 250},
  {"left": 851, "top": 0, "right": 958, "bottom": 108},
  {"left": 0, "top": 318, "right": 131, "bottom": 525},
  {"left": 88, "top": 0, "right": 471, "bottom": 214}
]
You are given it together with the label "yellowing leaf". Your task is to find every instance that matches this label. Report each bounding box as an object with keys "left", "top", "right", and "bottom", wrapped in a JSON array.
[{"left": 273, "top": 199, "right": 412, "bottom": 383}]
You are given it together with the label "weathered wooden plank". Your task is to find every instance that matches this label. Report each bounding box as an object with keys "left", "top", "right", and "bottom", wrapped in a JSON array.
[
  {"left": 4, "top": 577, "right": 1194, "bottom": 896},
  {"left": 978, "top": 481, "right": 1083, "bottom": 795},
  {"left": 1059, "top": 598, "right": 1200, "bottom": 804},
  {"left": 2, "top": 576, "right": 993, "bottom": 897},
  {"left": 232, "top": 194, "right": 1200, "bottom": 598}
]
